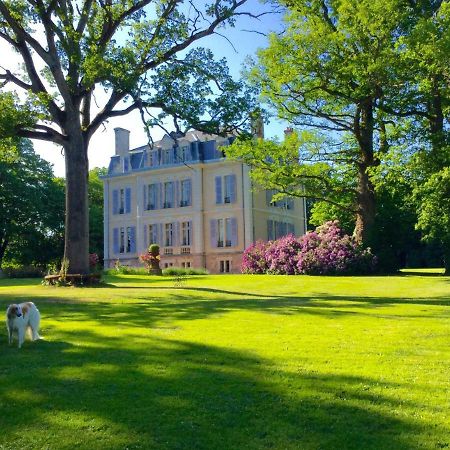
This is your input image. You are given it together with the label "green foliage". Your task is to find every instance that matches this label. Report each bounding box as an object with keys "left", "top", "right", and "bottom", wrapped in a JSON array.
[
  {"left": 414, "top": 167, "right": 450, "bottom": 273},
  {"left": 162, "top": 267, "right": 209, "bottom": 276},
  {"left": 0, "top": 264, "right": 44, "bottom": 278},
  {"left": 0, "top": 139, "right": 64, "bottom": 267},
  {"left": 88, "top": 167, "right": 106, "bottom": 258},
  {"left": 148, "top": 244, "right": 160, "bottom": 256}
]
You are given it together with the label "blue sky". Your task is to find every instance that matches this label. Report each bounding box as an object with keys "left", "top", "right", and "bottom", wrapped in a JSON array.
[{"left": 31, "top": 0, "right": 287, "bottom": 176}]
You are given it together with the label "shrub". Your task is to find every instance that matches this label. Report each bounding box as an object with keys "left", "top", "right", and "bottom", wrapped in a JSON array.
[
  {"left": 89, "top": 253, "right": 99, "bottom": 268},
  {"left": 265, "top": 234, "right": 303, "bottom": 275},
  {"left": 296, "top": 221, "right": 376, "bottom": 275},
  {"left": 240, "top": 221, "right": 376, "bottom": 276},
  {"left": 241, "top": 240, "right": 270, "bottom": 274},
  {"left": 2, "top": 264, "right": 44, "bottom": 278},
  {"left": 163, "top": 267, "right": 209, "bottom": 276}
]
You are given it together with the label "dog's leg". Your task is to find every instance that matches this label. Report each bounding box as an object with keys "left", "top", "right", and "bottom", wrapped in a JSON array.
[
  {"left": 7, "top": 324, "right": 13, "bottom": 345},
  {"left": 18, "top": 327, "right": 25, "bottom": 348},
  {"left": 31, "top": 322, "right": 40, "bottom": 340}
]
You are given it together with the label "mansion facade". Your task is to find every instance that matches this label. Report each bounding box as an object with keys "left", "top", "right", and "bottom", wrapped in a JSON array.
[{"left": 103, "top": 127, "right": 307, "bottom": 273}]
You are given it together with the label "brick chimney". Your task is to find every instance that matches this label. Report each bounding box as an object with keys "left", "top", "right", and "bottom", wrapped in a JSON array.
[
  {"left": 250, "top": 110, "right": 264, "bottom": 139},
  {"left": 284, "top": 127, "right": 294, "bottom": 136},
  {"left": 114, "top": 127, "right": 130, "bottom": 155}
]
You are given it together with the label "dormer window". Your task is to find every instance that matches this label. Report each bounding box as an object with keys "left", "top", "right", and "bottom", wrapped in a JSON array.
[{"left": 123, "top": 156, "right": 129, "bottom": 172}]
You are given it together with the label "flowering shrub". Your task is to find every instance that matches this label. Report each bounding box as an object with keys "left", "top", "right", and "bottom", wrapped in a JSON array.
[
  {"left": 241, "top": 221, "right": 376, "bottom": 276},
  {"left": 241, "top": 240, "right": 270, "bottom": 274},
  {"left": 89, "top": 253, "right": 99, "bottom": 268},
  {"left": 296, "top": 221, "right": 375, "bottom": 275},
  {"left": 265, "top": 234, "right": 303, "bottom": 275},
  {"left": 139, "top": 251, "right": 161, "bottom": 269}
]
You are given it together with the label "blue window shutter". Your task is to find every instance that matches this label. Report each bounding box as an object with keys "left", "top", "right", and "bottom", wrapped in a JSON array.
[
  {"left": 231, "top": 218, "right": 238, "bottom": 247},
  {"left": 175, "top": 180, "right": 180, "bottom": 207},
  {"left": 173, "top": 222, "right": 179, "bottom": 247},
  {"left": 159, "top": 223, "right": 163, "bottom": 246},
  {"left": 113, "top": 228, "right": 119, "bottom": 253},
  {"left": 266, "top": 190, "right": 272, "bottom": 206},
  {"left": 268, "top": 220, "right": 273, "bottom": 240},
  {"left": 130, "top": 227, "right": 136, "bottom": 253},
  {"left": 170, "top": 182, "right": 175, "bottom": 207},
  {"left": 188, "top": 220, "right": 193, "bottom": 245},
  {"left": 125, "top": 187, "right": 131, "bottom": 213},
  {"left": 215, "top": 176, "right": 222, "bottom": 204},
  {"left": 144, "top": 224, "right": 148, "bottom": 248},
  {"left": 210, "top": 219, "right": 217, "bottom": 248},
  {"left": 187, "top": 179, "right": 192, "bottom": 206},
  {"left": 112, "top": 189, "right": 119, "bottom": 215},
  {"left": 159, "top": 183, "right": 163, "bottom": 209},
  {"left": 230, "top": 174, "right": 237, "bottom": 203},
  {"left": 154, "top": 224, "right": 159, "bottom": 246},
  {"left": 288, "top": 198, "right": 294, "bottom": 210},
  {"left": 143, "top": 185, "right": 147, "bottom": 211}
]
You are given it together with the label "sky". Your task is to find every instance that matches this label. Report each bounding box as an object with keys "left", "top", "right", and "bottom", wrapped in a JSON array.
[{"left": 1, "top": 1, "right": 288, "bottom": 177}]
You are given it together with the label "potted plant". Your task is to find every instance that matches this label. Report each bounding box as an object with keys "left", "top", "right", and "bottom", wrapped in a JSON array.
[{"left": 140, "top": 244, "right": 162, "bottom": 275}]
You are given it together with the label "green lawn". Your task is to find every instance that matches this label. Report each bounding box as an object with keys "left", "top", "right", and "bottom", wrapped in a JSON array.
[{"left": 0, "top": 274, "right": 449, "bottom": 449}]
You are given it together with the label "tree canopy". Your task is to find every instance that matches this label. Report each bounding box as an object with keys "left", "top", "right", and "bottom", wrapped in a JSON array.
[{"left": 0, "top": 0, "right": 256, "bottom": 273}]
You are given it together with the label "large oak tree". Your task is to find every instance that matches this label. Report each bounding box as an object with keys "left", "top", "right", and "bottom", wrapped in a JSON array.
[{"left": 0, "top": 0, "right": 254, "bottom": 273}]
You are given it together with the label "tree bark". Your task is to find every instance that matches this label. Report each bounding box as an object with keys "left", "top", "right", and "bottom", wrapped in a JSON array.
[
  {"left": 353, "top": 97, "right": 377, "bottom": 246},
  {"left": 63, "top": 123, "right": 90, "bottom": 274}
]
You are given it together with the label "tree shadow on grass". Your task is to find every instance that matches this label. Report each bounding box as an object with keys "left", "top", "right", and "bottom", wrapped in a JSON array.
[
  {"left": 0, "top": 289, "right": 449, "bottom": 334},
  {"left": 0, "top": 331, "right": 443, "bottom": 450}
]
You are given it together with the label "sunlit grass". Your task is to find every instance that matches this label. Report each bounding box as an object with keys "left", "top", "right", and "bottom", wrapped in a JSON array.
[{"left": 0, "top": 273, "right": 449, "bottom": 449}]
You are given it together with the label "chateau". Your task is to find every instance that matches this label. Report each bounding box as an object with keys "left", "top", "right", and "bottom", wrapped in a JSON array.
[{"left": 103, "top": 127, "right": 307, "bottom": 273}]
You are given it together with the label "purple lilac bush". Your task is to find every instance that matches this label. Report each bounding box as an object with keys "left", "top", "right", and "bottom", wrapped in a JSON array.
[
  {"left": 265, "top": 234, "right": 303, "bottom": 275},
  {"left": 241, "top": 240, "right": 270, "bottom": 274},
  {"left": 241, "top": 221, "right": 376, "bottom": 275},
  {"left": 296, "top": 221, "right": 375, "bottom": 275}
]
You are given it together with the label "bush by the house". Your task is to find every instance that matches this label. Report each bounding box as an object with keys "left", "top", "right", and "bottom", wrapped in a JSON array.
[
  {"left": 296, "top": 221, "right": 376, "bottom": 275},
  {"left": 266, "top": 234, "right": 303, "bottom": 275},
  {"left": 163, "top": 267, "right": 209, "bottom": 276},
  {"left": 241, "top": 221, "right": 376, "bottom": 275},
  {"left": 241, "top": 240, "right": 270, "bottom": 274}
]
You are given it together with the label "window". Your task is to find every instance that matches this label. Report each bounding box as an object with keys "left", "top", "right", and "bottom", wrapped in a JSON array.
[
  {"left": 114, "top": 226, "right": 136, "bottom": 254},
  {"left": 162, "top": 148, "right": 174, "bottom": 165},
  {"left": 148, "top": 150, "right": 159, "bottom": 167},
  {"left": 119, "top": 227, "right": 125, "bottom": 253},
  {"left": 224, "top": 175, "right": 234, "bottom": 203},
  {"left": 181, "top": 221, "right": 192, "bottom": 246},
  {"left": 211, "top": 218, "right": 237, "bottom": 248},
  {"left": 225, "top": 218, "right": 232, "bottom": 247},
  {"left": 113, "top": 187, "right": 131, "bottom": 215},
  {"left": 268, "top": 220, "right": 295, "bottom": 240},
  {"left": 181, "top": 261, "right": 191, "bottom": 268},
  {"left": 165, "top": 223, "right": 173, "bottom": 247},
  {"left": 148, "top": 224, "right": 157, "bottom": 245},
  {"left": 164, "top": 182, "right": 174, "bottom": 208},
  {"left": 119, "top": 188, "right": 125, "bottom": 214},
  {"left": 164, "top": 262, "right": 174, "bottom": 268},
  {"left": 220, "top": 260, "right": 231, "bottom": 273},
  {"left": 215, "top": 174, "right": 236, "bottom": 204},
  {"left": 145, "top": 184, "right": 158, "bottom": 210},
  {"left": 180, "top": 179, "right": 192, "bottom": 207},
  {"left": 180, "top": 145, "right": 190, "bottom": 162},
  {"left": 266, "top": 189, "right": 294, "bottom": 210},
  {"left": 217, "top": 219, "right": 224, "bottom": 248}
]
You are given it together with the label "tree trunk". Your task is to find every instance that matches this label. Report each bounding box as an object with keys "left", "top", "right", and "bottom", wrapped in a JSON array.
[
  {"left": 353, "top": 98, "right": 377, "bottom": 246},
  {"left": 0, "top": 233, "right": 8, "bottom": 270},
  {"left": 63, "top": 125, "right": 90, "bottom": 274}
]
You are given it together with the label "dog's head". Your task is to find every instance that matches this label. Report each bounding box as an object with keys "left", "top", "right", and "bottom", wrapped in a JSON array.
[{"left": 6, "top": 304, "right": 22, "bottom": 319}]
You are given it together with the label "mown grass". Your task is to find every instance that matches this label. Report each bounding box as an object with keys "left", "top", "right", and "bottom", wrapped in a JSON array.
[{"left": 0, "top": 274, "right": 449, "bottom": 449}]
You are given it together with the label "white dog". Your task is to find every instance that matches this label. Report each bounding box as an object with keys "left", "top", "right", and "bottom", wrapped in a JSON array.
[{"left": 6, "top": 302, "right": 41, "bottom": 348}]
